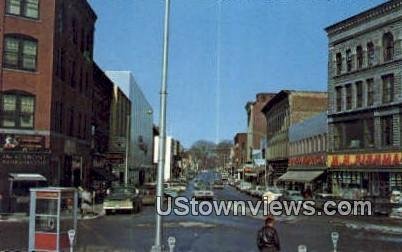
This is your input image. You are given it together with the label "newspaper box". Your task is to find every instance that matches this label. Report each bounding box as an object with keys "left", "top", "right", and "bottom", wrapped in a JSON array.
[{"left": 28, "top": 187, "right": 78, "bottom": 252}]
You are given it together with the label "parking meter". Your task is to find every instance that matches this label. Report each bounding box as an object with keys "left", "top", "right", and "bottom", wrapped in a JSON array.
[
  {"left": 331, "top": 232, "right": 339, "bottom": 252},
  {"left": 298, "top": 244, "right": 307, "bottom": 252},
  {"left": 68, "top": 229, "right": 76, "bottom": 252},
  {"left": 168, "top": 236, "right": 176, "bottom": 252}
]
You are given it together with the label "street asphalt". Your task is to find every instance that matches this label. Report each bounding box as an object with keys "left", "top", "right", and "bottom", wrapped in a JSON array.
[{"left": 1, "top": 172, "right": 402, "bottom": 251}]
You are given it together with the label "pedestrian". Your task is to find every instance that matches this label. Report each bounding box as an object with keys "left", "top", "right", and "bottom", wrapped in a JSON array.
[{"left": 257, "top": 215, "right": 281, "bottom": 252}]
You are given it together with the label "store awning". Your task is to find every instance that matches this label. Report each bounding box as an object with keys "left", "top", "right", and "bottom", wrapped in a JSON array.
[
  {"left": 278, "top": 170, "right": 324, "bottom": 183},
  {"left": 9, "top": 173, "right": 47, "bottom": 181}
]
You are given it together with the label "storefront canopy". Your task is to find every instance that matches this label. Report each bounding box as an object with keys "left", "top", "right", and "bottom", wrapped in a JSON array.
[
  {"left": 278, "top": 170, "right": 324, "bottom": 183},
  {"left": 9, "top": 173, "right": 47, "bottom": 181}
]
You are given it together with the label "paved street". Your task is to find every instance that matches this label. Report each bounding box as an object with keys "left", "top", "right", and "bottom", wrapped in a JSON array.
[{"left": 1, "top": 172, "right": 402, "bottom": 251}]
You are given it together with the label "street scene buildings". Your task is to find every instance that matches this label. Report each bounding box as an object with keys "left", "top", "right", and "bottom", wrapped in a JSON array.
[{"left": 1, "top": 1, "right": 402, "bottom": 252}]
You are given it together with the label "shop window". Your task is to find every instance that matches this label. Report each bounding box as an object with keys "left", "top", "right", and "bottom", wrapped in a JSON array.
[
  {"left": 356, "top": 46, "right": 363, "bottom": 69},
  {"left": 383, "top": 32, "right": 394, "bottom": 62},
  {"left": 3, "top": 34, "right": 38, "bottom": 71},
  {"left": 356, "top": 81, "right": 363, "bottom": 108},
  {"left": 336, "top": 53, "right": 342, "bottom": 75},
  {"left": 367, "top": 42, "right": 375, "bottom": 66},
  {"left": 6, "top": 0, "right": 39, "bottom": 19},
  {"left": 381, "top": 116, "right": 393, "bottom": 147},
  {"left": 382, "top": 74, "right": 394, "bottom": 104},
  {"left": 346, "top": 49, "right": 352, "bottom": 72},
  {"left": 0, "top": 92, "right": 35, "bottom": 129},
  {"left": 335, "top": 86, "right": 342, "bottom": 112},
  {"left": 345, "top": 84, "right": 352, "bottom": 110},
  {"left": 366, "top": 78, "right": 374, "bottom": 106}
]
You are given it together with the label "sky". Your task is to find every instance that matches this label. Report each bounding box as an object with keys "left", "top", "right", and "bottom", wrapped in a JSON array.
[{"left": 88, "top": 0, "right": 385, "bottom": 148}]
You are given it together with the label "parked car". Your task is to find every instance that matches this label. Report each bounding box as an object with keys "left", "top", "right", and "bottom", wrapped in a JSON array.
[
  {"left": 193, "top": 183, "right": 214, "bottom": 201},
  {"left": 213, "top": 180, "right": 224, "bottom": 189},
  {"left": 169, "top": 181, "right": 187, "bottom": 193},
  {"left": 245, "top": 185, "right": 256, "bottom": 195},
  {"left": 390, "top": 207, "right": 402, "bottom": 219},
  {"left": 279, "top": 190, "right": 304, "bottom": 202},
  {"left": 250, "top": 186, "right": 266, "bottom": 197},
  {"left": 238, "top": 181, "right": 252, "bottom": 192},
  {"left": 103, "top": 186, "right": 142, "bottom": 215},
  {"left": 262, "top": 187, "right": 283, "bottom": 204},
  {"left": 313, "top": 193, "right": 342, "bottom": 210},
  {"left": 140, "top": 182, "right": 156, "bottom": 206}
]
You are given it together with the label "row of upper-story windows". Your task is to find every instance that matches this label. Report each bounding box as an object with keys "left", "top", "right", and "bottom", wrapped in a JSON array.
[
  {"left": 290, "top": 134, "right": 327, "bottom": 156},
  {"left": 6, "top": 0, "right": 39, "bottom": 19},
  {"left": 335, "top": 73, "right": 395, "bottom": 112},
  {"left": 334, "top": 32, "right": 395, "bottom": 76}
]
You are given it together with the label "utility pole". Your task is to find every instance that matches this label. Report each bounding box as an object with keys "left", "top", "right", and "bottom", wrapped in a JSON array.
[{"left": 153, "top": 0, "right": 170, "bottom": 251}]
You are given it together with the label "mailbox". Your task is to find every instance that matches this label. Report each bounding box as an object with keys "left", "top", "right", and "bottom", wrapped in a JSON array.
[{"left": 28, "top": 187, "right": 78, "bottom": 252}]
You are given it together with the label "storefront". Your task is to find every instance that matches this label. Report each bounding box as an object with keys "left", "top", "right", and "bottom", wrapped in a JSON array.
[{"left": 328, "top": 152, "right": 402, "bottom": 198}]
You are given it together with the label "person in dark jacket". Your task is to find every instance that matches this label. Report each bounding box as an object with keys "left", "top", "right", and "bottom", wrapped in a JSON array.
[{"left": 257, "top": 215, "right": 281, "bottom": 252}]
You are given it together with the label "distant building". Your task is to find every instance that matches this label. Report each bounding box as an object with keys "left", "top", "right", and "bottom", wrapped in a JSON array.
[
  {"left": 245, "top": 93, "right": 276, "bottom": 162},
  {"left": 106, "top": 71, "right": 153, "bottom": 186},
  {"left": 285, "top": 112, "right": 328, "bottom": 192},
  {"left": 262, "top": 90, "right": 328, "bottom": 185},
  {"left": 326, "top": 0, "right": 402, "bottom": 198},
  {"left": 233, "top": 133, "right": 247, "bottom": 178}
]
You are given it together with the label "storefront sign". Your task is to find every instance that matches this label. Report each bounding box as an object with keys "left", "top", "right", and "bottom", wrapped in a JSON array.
[
  {"left": 0, "top": 134, "right": 45, "bottom": 151},
  {"left": 106, "top": 152, "right": 125, "bottom": 164},
  {"left": 328, "top": 152, "right": 402, "bottom": 168},
  {"left": 0, "top": 152, "right": 49, "bottom": 166},
  {"left": 36, "top": 191, "right": 59, "bottom": 199},
  {"left": 289, "top": 154, "right": 326, "bottom": 166}
]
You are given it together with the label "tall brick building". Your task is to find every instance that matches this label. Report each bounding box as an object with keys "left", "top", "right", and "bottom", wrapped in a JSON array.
[
  {"left": 326, "top": 0, "right": 402, "bottom": 198},
  {"left": 232, "top": 132, "right": 247, "bottom": 177},
  {"left": 262, "top": 90, "right": 327, "bottom": 185},
  {"left": 0, "top": 0, "right": 97, "bottom": 211},
  {"left": 245, "top": 93, "right": 276, "bottom": 162}
]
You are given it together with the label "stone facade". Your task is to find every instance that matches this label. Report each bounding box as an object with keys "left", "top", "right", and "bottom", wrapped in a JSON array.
[{"left": 326, "top": 0, "right": 402, "bottom": 197}]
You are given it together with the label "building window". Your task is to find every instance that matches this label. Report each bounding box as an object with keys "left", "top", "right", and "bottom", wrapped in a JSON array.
[
  {"left": 346, "top": 49, "right": 352, "bottom": 72},
  {"left": 1, "top": 92, "right": 35, "bottom": 129},
  {"left": 6, "top": 0, "right": 39, "bottom": 19},
  {"left": 72, "top": 18, "right": 78, "bottom": 44},
  {"left": 366, "top": 78, "right": 374, "bottom": 106},
  {"left": 336, "top": 53, "right": 342, "bottom": 75},
  {"left": 382, "top": 74, "right": 394, "bottom": 104},
  {"left": 335, "top": 86, "right": 342, "bottom": 112},
  {"left": 367, "top": 42, "right": 375, "bottom": 66},
  {"left": 356, "top": 46, "right": 363, "bottom": 69},
  {"left": 3, "top": 35, "right": 38, "bottom": 71},
  {"left": 382, "top": 116, "right": 393, "bottom": 147},
  {"left": 356, "top": 81, "right": 363, "bottom": 108},
  {"left": 334, "top": 125, "right": 342, "bottom": 150},
  {"left": 383, "top": 32, "right": 394, "bottom": 62},
  {"left": 364, "top": 119, "right": 374, "bottom": 148},
  {"left": 346, "top": 84, "right": 352, "bottom": 110}
]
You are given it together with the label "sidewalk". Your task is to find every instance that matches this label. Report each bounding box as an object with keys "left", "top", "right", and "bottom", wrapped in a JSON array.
[{"left": 0, "top": 204, "right": 105, "bottom": 222}]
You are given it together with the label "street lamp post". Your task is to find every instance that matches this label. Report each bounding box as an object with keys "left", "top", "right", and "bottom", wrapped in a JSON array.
[{"left": 153, "top": 0, "right": 171, "bottom": 251}]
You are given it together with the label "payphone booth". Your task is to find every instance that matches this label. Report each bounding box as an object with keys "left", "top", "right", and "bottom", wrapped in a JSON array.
[{"left": 28, "top": 187, "right": 78, "bottom": 252}]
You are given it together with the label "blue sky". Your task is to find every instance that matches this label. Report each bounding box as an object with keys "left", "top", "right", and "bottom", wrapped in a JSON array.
[{"left": 88, "top": 0, "right": 384, "bottom": 148}]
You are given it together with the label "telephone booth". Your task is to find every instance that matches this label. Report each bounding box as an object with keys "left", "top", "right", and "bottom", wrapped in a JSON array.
[{"left": 28, "top": 187, "right": 78, "bottom": 252}]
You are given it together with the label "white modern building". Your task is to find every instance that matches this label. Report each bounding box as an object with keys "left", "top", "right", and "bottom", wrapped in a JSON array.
[{"left": 106, "top": 71, "right": 153, "bottom": 185}]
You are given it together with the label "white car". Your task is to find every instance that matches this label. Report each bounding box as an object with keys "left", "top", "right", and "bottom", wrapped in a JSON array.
[
  {"left": 250, "top": 186, "right": 266, "bottom": 197},
  {"left": 239, "top": 181, "right": 252, "bottom": 192},
  {"left": 390, "top": 207, "right": 402, "bottom": 219},
  {"left": 262, "top": 187, "right": 283, "bottom": 204},
  {"left": 193, "top": 184, "right": 214, "bottom": 201}
]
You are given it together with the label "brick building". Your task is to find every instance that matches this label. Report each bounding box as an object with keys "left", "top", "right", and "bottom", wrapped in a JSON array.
[
  {"left": 0, "top": 0, "right": 96, "bottom": 212},
  {"left": 245, "top": 93, "right": 276, "bottom": 162},
  {"left": 262, "top": 90, "right": 327, "bottom": 185},
  {"left": 232, "top": 133, "right": 247, "bottom": 178},
  {"left": 326, "top": 0, "right": 402, "bottom": 199}
]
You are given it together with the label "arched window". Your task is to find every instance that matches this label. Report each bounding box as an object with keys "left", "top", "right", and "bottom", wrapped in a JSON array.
[
  {"left": 3, "top": 34, "right": 38, "bottom": 71},
  {"left": 356, "top": 46, "right": 363, "bottom": 69},
  {"left": 1, "top": 90, "right": 35, "bottom": 129},
  {"left": 367, "top": 42, "right": 375, "bottom": 66},
  {"left": 383, "top": 32, "right": 394, "bottom": 62},
  {"left": 336, "top": 53, "right": 342, "bottom": 75}
]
